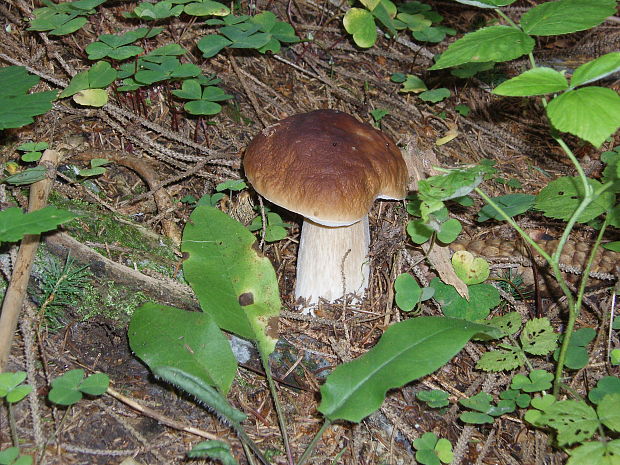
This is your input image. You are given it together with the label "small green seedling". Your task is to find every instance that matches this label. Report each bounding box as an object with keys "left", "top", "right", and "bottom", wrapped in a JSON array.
[
  {"left": 0, "top": 447, "right": 33, "bottom": 465},
  {"left": 391, "top": 73, "right": 428, "bottom": 93},
  {"left": 416, "top": 389, "right": 450, "bottom": 409},
  {"left": 17, "top": 142, "right": 49, "bottom": 163},
  {"left": 412, "top": 432, "right": 454, "bottom": 465},
  {"left": 248, "top": 209, "right": 292, "bottom": 242},
  {"left": 459, "top": 391, "right": 515, "bottom": 424},
  {"left": 172, "top": 79, "right": 233, "bottom": 115},
  {"left": 454, "top": 104, "right": 470, "bottom": 117},
  {"left": 78, "top": 158, "right": 110, "bottom": 178},
  {"left": 85, "top": 27, "right": 162, "bottom": 60},
  {"left": 0, "top": 372, "right": 32, "bottom": 403},
  {"left": 0, "top": 66, "right": 56, "bottom": 130},
  {"left": 134, "top": 57, "right": 201, "bottom": 85},
  {"left": 48, "top": 369, "right": 109, "bottom": 406},
  {"left": 370, "top": 108, "right": 389, "bottom": 126},
  {"left": 499, "top": 388, "right": 531, "bottom": 409},
  {"left": 510, "top": 369, "right": 554, "bottom": 393},
  {"left": 59, "top": 61, "right": 117, "bottom": 107},
  {"left": 187, "top": 440, "right": 239, "bottom": 465}
]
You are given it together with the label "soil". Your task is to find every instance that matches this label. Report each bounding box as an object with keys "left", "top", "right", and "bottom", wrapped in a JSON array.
[{"left": 1, "top": 1, "right": 619, "bottom": 465}]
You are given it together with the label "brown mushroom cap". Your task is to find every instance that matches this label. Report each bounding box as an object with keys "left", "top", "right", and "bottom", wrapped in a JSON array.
[{"left": 243, "top": 109, "right": 408, "bottom": 226}]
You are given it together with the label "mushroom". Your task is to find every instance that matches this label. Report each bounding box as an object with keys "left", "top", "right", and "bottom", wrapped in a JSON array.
[{"left": 243, "top": 109, "right": 408, "bottom": 308}]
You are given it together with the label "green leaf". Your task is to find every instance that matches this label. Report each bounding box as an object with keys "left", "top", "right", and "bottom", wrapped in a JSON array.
[
  {"left": 3, "top": 166, "right": 48, "bottom": 185},
  {"left": 452, "top": 0, "right": 517, "bottom": 7},
  {"left": 216, "top": 179, "right": 247, "bottom": 191},
  {"left": 511, "top": 369, "right": 553, "bottom": 393},
  {"left": 182, "top": 206, "right": 280, "bottom": 356},
  {"left": 407, "top": 219, "right": 434, "bottom": 244},
  {"left": 17, "top": 142, "right": 48, "bottom": 152},
  {"left": 416, "top": 389, "right": 450, "bottom": 408},
  {"left": 188, "top": 440, "right": 239, "bottom": 464},
  {"left": 589, "top": 376, "right": 620, "bottom": 405},
  {"left": 520, "top": 318, "right": 558, "bottom": 355},
  {"left": 476, "top": 345, "right": 526, "bottom": 371},
  {"left": 343, "top": 8, "right": 377, "bottom": 48},
  {"left": 493, "top": 67, "right": 568, "bottom": 97},
  {"left": 598, "top": 393, "right": 620, "bottom": 432},
  {"left": 477, "top": 193, "right": 535, "bottom": 222},
  {"left": 419, "top": 88, "right": 450, "bottom": 103},
  {"left": 0, "top": 207, "right": 78, "bottom": 244},
  {"left": 451, "top": 61, "right": 495, "bottom": 78},
  {"left": 394, "top": 273, "right": 422, "bottom": 311},
  {"left": 60, "top": 61, "right": 117, "bottom": 98},
  {"left": 535, "top": 176, "right": 615, "bottom": 223},
  {"left": 153, "top": 366, "right": 246, "bottom": 423},
  {"left": 73, "top": 88, "right": 108, "bottom": 107},
  {"left": 318, "top": 316, "right": 499, "bottom": 422},
  {"left": 520, "top": 0, "right": 617, "bottom": 36},
  {"left": 571, "top": 52, "right": 620, "bottom": 88},
  {"left": 129, "top": 303, "right": 237, "bottom": 394},
  {"left": 455, "top": 104, "right": 471, "bottom": 116},
  {"left": 431, "top": 278, "right": 500, "bottom": 320},
  {"left": 484, "top": 312, "right": 522, "bottom": 336},
  {"left": 553, "top": 327, "right": 595, "bottom": 369},
  {"left": 546, "top": 86, "right": 620, "bottom": 148},
  {"left": 437, "top": 218, "right": 462, "bottom": 243},
  {"left": 48, "top": 369, "right": 86, "bottom": 405},
  {"left": 172, "top": 79, "right": 203, "bottom": 100},
  {"left": 413, "top": 25, "right": 455, "bottom": 43},
  {"left": 459, "top": 411, "right": 494, "bottom": 424},
  {"left": 184, "top": 100, "right": 222, "bottom": 115},
  {"left": 184, "top": 0, "right": 229, "bottom": 16},
  {"left": 567, "top": 440, "right": 620, "bottom": 465},
  {"left": 78, "top": 373, "right": 109, "bottom": 396},
  {"left": 430, "top": 26, "right": 534, "bottom": 70},
  {"left": 537, "top": 399, "right": 599, "bottom": 446},
  {"left": 451, "top": 250, "right": 489, "bottom": 285},
  {"left": 0, "top": 372, "right": 31, "bottom": 403}
]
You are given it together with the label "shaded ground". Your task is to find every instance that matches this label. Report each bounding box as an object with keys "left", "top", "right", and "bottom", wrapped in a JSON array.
[{"left": 1, "top": 1, "right": 619, "bottom": 464}]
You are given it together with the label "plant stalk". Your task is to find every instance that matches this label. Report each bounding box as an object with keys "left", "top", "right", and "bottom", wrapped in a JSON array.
[
  {"left": 297, "top": 419, "right": 332, "bottom": 465},
  {"left": 260, "top": 352, "right": 294, "bottom": 465}
]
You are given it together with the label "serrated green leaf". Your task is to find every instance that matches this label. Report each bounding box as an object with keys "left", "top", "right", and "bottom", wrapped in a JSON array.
[
  {"left": 0, "top": 206, "right": 78, "bottom": 243},
  {"left": 520, "top": 318, "right": 558, "bottom": 355},
  {"left": 182, "top": 206, "right": 280, "bottom": 356},
  {"left": 571, "top": 52, "right": 620, "bottom": 88},
  {"left": 478, "top": 193, "right": 535, "bottom": 222},
  {"left": 546, "top": 86, "right": 620, "bottom": 148},
  {"left": 343, "top": 8, "right": 377, "bottom": 48},
  {"left": 598, "top": 393, "right": 620, "bottom": 432},
  {"left": 318, "top": 317, "right": 499, "bottom": 422},
  {"left": 520, "top": 0, "right": 617, "bottom": 36},
  {"left": 485, "top": 312, "right": 522, "bottom": 336},
  {"left": 537, "top": 400, "right": 599, "bottom": 446},
  {"left": 129, "top": 303, "right": 237, "bottom": 394},
  {"left": 535, "top": 176, "right": 615, "bottom": 223},
  {"left": 493, "top": 67, "right": 568, "bottom": 97},
  {"left": 567, "top": 440, "right": 620, "bottom": 465},
  {"left": 476, "top": 346, "right": 525, "bottom": 371},
  {"left": 431, "top": 278, "right": 500, "bottom": 320},
  {"left": 430, "top": 26, "right": 534, "bottom": 70},
  {"left": 394, "top": 273, "right": 422, "bottom": 311}
]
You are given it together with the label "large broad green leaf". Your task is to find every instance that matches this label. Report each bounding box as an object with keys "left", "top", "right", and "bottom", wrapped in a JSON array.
[
  {"left": 520, "top": 0, "right": 617, "bottom": 36},
  {"left": 0, "top": 206, "right": 78, "bottom": 243},
  {"left": 493, "top": 67, "right": 568, "bottom": 96},
  {"left": 571, "top": 52, "right": 620, "bottom": 88},
  {"left": 452, "top": 0, "right": 517, "bottom": 7},
  {"left": 546, "top": 87, "right": 620, "bottom": 148},
  {"left": 318, "top": 316, "right": 500, "bottom": 422},
  {"left": 430, "top": 26, "right": 534, "bottom": 70},
  {"left": 430, "top": 278, "right": 500, "bottom": 320},
  {"left": 182, "top": 206, "right": 280, "bottom": 356},
  {"left": 0, "top": 66, "right": 40, "bottom": 97},
  {"left": 129, "top": 303, "right": 237, "bottom": 394}
]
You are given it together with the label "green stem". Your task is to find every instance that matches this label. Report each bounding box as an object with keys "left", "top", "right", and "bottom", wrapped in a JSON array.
[
  {"left": 8, "top": 402, "right": 19, "bottom": 446},
  {"left": 553, "top": 215, "right": 610, "bottom": 396},
  {"left": 260, "top": 352, "right": 294, "bottom": 465},
  {"left": 297, "top": 419, "right": 332, "bottom": 465},
  {"left": 233, "top": 421, "right": 273, "bottom": 465}
]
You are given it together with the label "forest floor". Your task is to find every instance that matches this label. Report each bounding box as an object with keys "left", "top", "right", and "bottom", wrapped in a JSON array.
[{"left": 1, "top": 0, "right": 619, "bottom": 464}]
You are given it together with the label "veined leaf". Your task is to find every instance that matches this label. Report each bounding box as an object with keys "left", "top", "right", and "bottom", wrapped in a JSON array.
[
  {"left": 0, "top": 206, "right": 78, "bottom": 243},
  {"left": 318, "top": 316, "right": 500, "bottom": 422},
  {"left": 571, "top": 52, "right": 620, "bottom": 88},
  {"left": 343, "top": 8, "right": 377, "bottom": 48},
  {"left": 182, "top": 206, "right": 280, "bottom": 356},
  {"left": 493, "top": 67, "right": 568, "bottom": 96},
  {"left": 520, "top": 0, "right": 617, "bottom": 36}
]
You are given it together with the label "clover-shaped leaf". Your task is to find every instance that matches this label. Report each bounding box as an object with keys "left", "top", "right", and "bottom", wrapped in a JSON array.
[
  {"left": 0, "top": 372, "right": 32, "bottom": 403},
  {"left": 510, "top": 369, "right": 553, "bottom": 393},
  {"left": 451, "top": 250, "right": 490, "bottom": 284},
  {"left": 500, "top": 388, "right": 531, "bottom": 408},
  {"left": 48, "top": 369, "right": 109, "bottom": 406},
  {"left": 589, "top": 376, "right": 620, "bottom": 405},
  {"left": 416, "top": 389, "right": 450, "bottom": 408},
  {"left": 412, "top": 432, "right": 454, "bottom": 465},
  {"left": 553, "top": 327, "right": 596, "bottom": 370}
]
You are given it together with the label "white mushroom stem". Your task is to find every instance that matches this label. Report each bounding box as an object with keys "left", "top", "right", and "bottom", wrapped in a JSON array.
[{"left": 295, "top": 216, "right": 370, "bottom": 305}]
